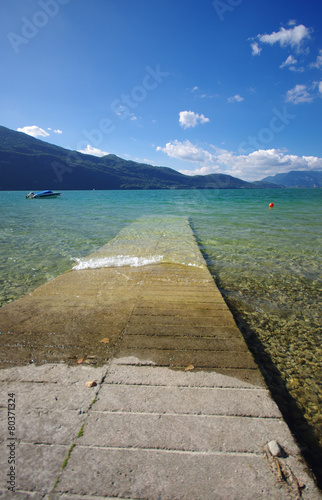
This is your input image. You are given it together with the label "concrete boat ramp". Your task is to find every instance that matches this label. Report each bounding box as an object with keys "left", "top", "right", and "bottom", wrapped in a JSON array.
[{"left": 0, "top": 218, "right": 320, "bottom": 499}]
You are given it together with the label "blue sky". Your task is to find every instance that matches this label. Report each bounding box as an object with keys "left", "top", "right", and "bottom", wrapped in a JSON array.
[{"left": 1, "top": 0, "right": 322, "bottom": 181}]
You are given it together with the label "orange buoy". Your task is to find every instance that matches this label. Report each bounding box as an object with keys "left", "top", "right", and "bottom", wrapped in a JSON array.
[{"left": 269, "top": 202, "right": 274, "bottom": 208}]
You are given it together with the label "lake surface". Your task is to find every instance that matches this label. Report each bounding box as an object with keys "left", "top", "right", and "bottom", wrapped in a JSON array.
[{"left": 0, "top": 188, "right": 321, "bottom": 451}]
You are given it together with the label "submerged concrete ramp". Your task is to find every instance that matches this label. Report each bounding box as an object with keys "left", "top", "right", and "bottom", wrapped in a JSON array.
[{"left": 0, "top": 217, "right": 320, "bottom": 498}]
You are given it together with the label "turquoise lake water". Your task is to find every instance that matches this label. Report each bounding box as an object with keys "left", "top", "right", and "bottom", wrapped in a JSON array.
[{"left": 0, "top": 188, "right": 321, "bottom": 445}]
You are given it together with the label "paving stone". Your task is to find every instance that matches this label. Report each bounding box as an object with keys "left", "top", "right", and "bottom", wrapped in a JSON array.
[
  {"left": 0, "top": 442, "right": 68, "bottom": 494},
  {"left": 124, "top": 323, "right": 243, "bottom": 338},
  {"left": 104, "top": 364, "right": 266, "bottom": 388},
  {"left": 137, "top": 299, "right": 227, "bottom": 309},
  {"left": 115, "top": 348, "right": 257, "bottom": 369},
  {"left": 133, "top": 307, "right": 230, "bottom": 317},
  {"left": 13, "top": 409, "right": 84, "bottom": 445},
  {"left": 95, "top": 384, "right": 281, "bottom": 417},
  {"left": 0, "top": 363, "right": 107, "bottom": 384},
  {"left": 0, "top": 490, "right": 44, "bottom": 499},
  {"left": 121, "top": 334, "right": 249, "bottom": 351},
  {"left": 79, "top": 412, "right": 299, "bottom": 454},
  {"left": 136, "top": 291, "right": 226, "bottom": 303},
  {"left": 0, "top": 382, "right": 100, "bottom": 412},
  {"left": 129, "top": 314, "right": 237, "bottom": 327},
  {"left": 57, "top": 447, "right": 293, "bottom": 499},
  {"left": 48, "top": 495, "right": 125, "bottom": 500}
]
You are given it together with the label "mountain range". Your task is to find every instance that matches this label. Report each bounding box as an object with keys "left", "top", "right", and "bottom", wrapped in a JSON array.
[
  {"left": 0, "top": 126, "right": 319, "bottom": 190},
  {"left": 262, "top": 170, "right": 322, "bottom": 188}
]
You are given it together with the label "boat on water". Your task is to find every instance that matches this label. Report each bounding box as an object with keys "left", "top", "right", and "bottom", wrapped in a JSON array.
[{"left": 26, "top": 190, "right": 61, "bottom": 199}]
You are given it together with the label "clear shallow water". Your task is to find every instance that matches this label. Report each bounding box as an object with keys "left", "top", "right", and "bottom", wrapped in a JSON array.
[
  {"left": 74, "top": 215, "right": 206, "bottom": 270},
  {"left": 0, "top": 189, "right": 321, "bottom": 446}
]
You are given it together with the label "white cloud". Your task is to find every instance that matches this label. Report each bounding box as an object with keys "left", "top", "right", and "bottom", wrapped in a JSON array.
[
  {"left": 310, "top": 49, "right": 322, "bottom": 69},
  {"left": 258, "top": 24, "right": 311, "bottom": 51},
  {"left": 113, "top": 104, "right": 137, "bottom": 121},
  {"left": 17, "top": 125, "right": 50, "bottom": 138},
  {"left": 77, "top": 145, "right": 109, "bottom": 157},
  {"left": 290, "top": 66, "right": 305, "bottom": 73},
  {"left": 251, "top": 23, "right": 312, "bottom": 60},
  {"left": 227, "top": 94, "right": 244, "bottom": 103},
  {"left": 251, "top": 42, "right": 262, "bottom": 56},
  {"left": 180, "top": 166, "right": 212, "bottom": 176},
  {"left": 157, "top": 140, "right": 215, "bottom": 163},
  {"left": 319, "top": 81, "right": 322, "bottom": 94},
  {"left": 200, "top": 93, "right": 217, "bottom": 98},
  {"left": 280, "top": 55, "right": 297, "bottom": 68},
  {"left": 17, "top": 125, "right": 63, "bottom": 138},
  {"left": 156, "top": 140, "right": 322, "bottom": 181},
  {"left": 179, "top": 111, "right": 210, "bottom": 129},
  {"left": 280, "top": 55, "right": 304, "bottom": 72},
  {"left": 285, "top": 84, "right": 313, "bottom": 104},
  {"left": 190, "top": 87, "right": 218, "bottom": 99}
]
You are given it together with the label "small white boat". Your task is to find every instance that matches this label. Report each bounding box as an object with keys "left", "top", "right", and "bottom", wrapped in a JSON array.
[{"left": 26, "top": 190, "right": 61, "bottom": 199}]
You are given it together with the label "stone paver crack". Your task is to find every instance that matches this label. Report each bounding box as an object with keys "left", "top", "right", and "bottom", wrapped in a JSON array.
[{"left": 50, "top": 363, "right": 111, "bottom": 495}]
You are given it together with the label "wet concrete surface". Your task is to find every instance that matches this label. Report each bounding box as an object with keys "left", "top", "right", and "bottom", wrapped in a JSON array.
[{"left": 0, "top": 262, "right": 261, "bottom": 386}]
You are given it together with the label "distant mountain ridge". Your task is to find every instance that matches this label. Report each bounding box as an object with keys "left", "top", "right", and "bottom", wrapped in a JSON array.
[
  {"left": 0, "top": 125, "right": 281, "bottom": 190},
  {"left": 261, "top": 170, "right": 322, "bottom": 188}
]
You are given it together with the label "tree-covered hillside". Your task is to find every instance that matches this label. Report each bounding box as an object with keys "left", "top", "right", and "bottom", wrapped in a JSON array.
[
  {"left": 0, "top": 126, "right": 280, "bottom": 190},
  {"left": 261, "top": 170, "right": 322, "bottom": 188}
]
